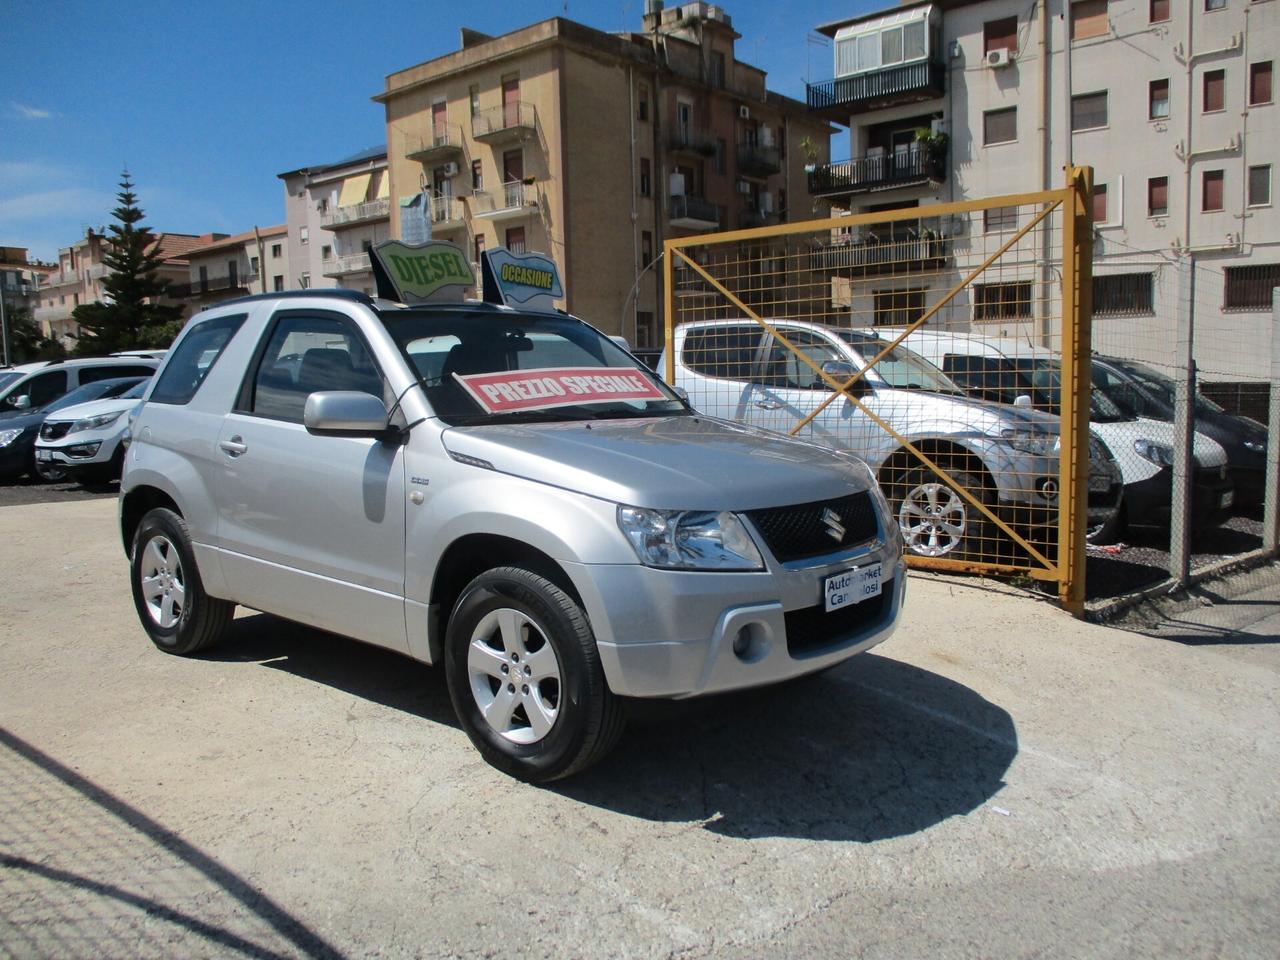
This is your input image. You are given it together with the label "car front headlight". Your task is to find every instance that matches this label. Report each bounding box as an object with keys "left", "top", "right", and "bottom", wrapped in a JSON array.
[
  {"left": 1243, "top": 438, "right": 1266, "bottom": 454},
  {"left": 69, "top": 411, "right": 123, "bottom": 434},
  {"left": 0, "top": 428, "right": 24, "bottom": 448},
  {"left": 1133, "top": 438, "right": 1174, "bottom": 467},
  {"left": 999, "top": 428, "right": 1059, "bottom": 457},
  {"left": 617, "top": 506, "right": 764, "bottom": 570}
]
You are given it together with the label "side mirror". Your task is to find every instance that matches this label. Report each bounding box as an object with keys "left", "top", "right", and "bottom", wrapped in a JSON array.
[
  {"left": 821, "top": 360, "right": 857, "bottom": 380},
  {"left": 14, "top": 395, "right": 31, "bottom": 410},
  {"left": 304, "top": 391, "right": 390, "bottom": 436},
  {"left": 1014, "top": 394, "right": 1032, "bottom": 407}
]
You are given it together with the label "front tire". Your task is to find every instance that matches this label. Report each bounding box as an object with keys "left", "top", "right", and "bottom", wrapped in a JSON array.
[
  {"left": 444, "top": 567, "right": 623, "bottom": 783},
  {"left": 130, "top": 507, "right": 232, "bottom": 655},
  {"left": 32, "top": 455, "right": 67, "bottom": 483},
  {"left": 893, "top": 466, "right": 992, "bottom": 560}
]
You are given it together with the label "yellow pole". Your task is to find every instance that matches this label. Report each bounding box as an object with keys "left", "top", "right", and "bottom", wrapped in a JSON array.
[{"left": 663, "top": 243, "right": 676, "bottom": 385}]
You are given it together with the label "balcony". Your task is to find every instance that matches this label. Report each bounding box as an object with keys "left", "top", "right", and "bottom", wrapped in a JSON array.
[
  {"left": 472, "top": 102, "right": 537, "bottom": 144},
  {"left": 322, "top": 253, "right": 373, "bottom": 279},
  {"left": 807, "top": 60, "right": 946, "bottom": 121},
  {"left": 322, "top": 197, "right": 391, "bottom": 230},
  {"left": 430, "top": 196, "right": 467, "bottom": 233},
  {"left": 668, "top": 127, "right": 716, "bottom": 157},
  {"left": 35, "top": 303, "right": 74, "bottom": 324},
  {"left": 472, "top": 182, "right": 537, "bottom": 221},
  {"left": 808, "top": 230, "right": 948, "bottom": 278},
  {"left": 168, "top": 272, "right": 253, "bottom": 298},
  {"left": 406, "top": 125, "right": 464, "bottom": 164},
  {"left": 668, "top": 195, "right": 719, "bottom": 230},
  {"left": 737, "top": 144, "right": 781, "bottom": 178},
  {"left": 809, "top": 149, "right": 945, "bottom": 199},
  {"left": 738, "top": 208, "right": 779, "bottom": 229}
]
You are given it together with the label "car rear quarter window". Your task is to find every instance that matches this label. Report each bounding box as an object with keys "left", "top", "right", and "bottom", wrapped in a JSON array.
[
  {"left": 150, "top": 314, "right": 247, "bottom": 405},
  {"left": 17, "top": 370, "right": 68, "bottom": 407},
  {"left": 681, "top": 325, "right": 762, "bottom": 382}
]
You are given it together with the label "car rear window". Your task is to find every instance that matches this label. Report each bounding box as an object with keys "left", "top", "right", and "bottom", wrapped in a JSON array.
[{"left": 150, "top": 314, "right": 246, "bottom": 405}]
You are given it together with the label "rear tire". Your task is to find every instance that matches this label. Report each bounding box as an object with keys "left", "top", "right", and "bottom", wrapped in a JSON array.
[
  {"left": 444, "top": 566, "right": 623, "bottom": 783},
  {"left": 130, "top": 507, "right": 232, "bottom": 656}
]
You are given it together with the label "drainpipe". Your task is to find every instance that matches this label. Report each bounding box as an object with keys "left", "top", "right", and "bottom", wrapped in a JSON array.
[
  {"left": 1063, "top": 1, "right": 1072, "bottom": 169},
  {"left": 1239, "top": 3, "right": 1252, "bottom": 248},
  {"left": 1182, "top": 7, "right": 1195, "bottom": 255},
  {"left": 253, "top": 226, "right": 265, "bottom": 294}
]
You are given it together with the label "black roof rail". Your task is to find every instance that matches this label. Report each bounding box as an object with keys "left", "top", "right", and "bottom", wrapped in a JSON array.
[{"left": 214, "top": 288, "right": 376, "bottom": 309}]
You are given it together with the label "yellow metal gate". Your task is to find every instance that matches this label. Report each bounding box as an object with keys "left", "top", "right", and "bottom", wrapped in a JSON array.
[{"left": 663, "top": 168, "right": 1096, "bottom": 612}]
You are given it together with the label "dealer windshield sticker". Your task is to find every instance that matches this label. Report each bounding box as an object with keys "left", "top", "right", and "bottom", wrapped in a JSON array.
[
  {"left": 453, "top": 366, "right": 665, "bottom": 414},
  {"left": 481, "top": 248, "right": 564, "bottom": 313},
  {"left": 369, "top": 240, "right": 474, "bottom": 304}
]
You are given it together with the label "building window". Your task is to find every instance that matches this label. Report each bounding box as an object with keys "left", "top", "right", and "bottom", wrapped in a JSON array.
[
  {"left": 1248, "top": 164, "right": 1271, "bottom": 206},
  {"left": 1071, "top": 91, "right": 1108, "bottom": 131},
  {"left": 273, "top": 275, "right": 284, "bottom": 292},
  {"left": 1148, "top": 176, "right": 1169, "bottom": 216},
  {"left": 1224, "top": 264, "right": 1280, "bottom": 309},
  {"left": 469, "top": 84, "right": 480, "bottom": 118},
  {"left": 320, "top": 245, "right": 331, "bottom": 261},
  {"left": 638, "top": 84, "right": 649, "bottom": 122},
  {"left": 300, "top": 226, "right": 309, "bottom": 245},
  {"left": 1150, "top": 0, "right": 1170, "bottom": 22},
  {"left": 873, "top": 288, "right": 926, "bottom": 327},
  {"left": 974, "top": 282, "right": 1033, "bottom": 320},
  {"left": 1250, "top": 61, "right": 1273, "bottom": 106},
  {"left": 778, "top": 187, "right": 788, "bottom": 219},
  {"left": 635, "top": 311, "right": 656, "bottom": 349},
  {"left": 1070, "top": 0, "right": 1109, "bottom": 41},
  {"left": 983, "top": 17, "right": 1018, "bottom": 55},
  {"left": 1092, "top": 183, "right": 1108, "bottom": 224},
  {"left": 1203, "top": 169, "right": 1224, "bottom": 211},
  {"left": 983, "top": 107, "right": 1017, "bottom": 145},
  {"left": 641, "top": 230, "right": 653, "bottom": 268},
  {"left": 640, "top": 157, "right": 651, "bottom": 197},
  {"left": 505, "top": 226, "right": 526, "bottom": 254},
  {"left": 1093, "top": 273, "right": 1154, "bottom": 316},
  {"left": 1205, "top": 0, "right": 1226, "bottom": 10},
  {"left": 474, "top": 234, "right": 485, "bottom": 262},
  {"left": 300, "top": 272, "right": 311, "bottom": 289},
  {"left": 1204, "top": 69, "right": 1225, "bottom": 112},
  {"left": 271, "top": 243, "right": 282, "bottom": 258},
  {"left": 710, "top": 51, "right": 726, "bottom": 89},
  {"left": 250, "top": 256, "right": 260, "bottom": 273},
  {"left": 983, "top": 206, "right": 1017, "bottom": 232},
  {"left": 714, "top": 139, "right": 726, "bottom": 175},
  {"left": 1149, "top": 79, "right": 1170, "bottom": 119},
  {"left": 471, "top": 160, "right": 483, "bottom": 191}
]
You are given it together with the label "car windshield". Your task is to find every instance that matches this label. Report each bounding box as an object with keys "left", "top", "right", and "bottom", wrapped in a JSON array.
[
  {"left": 1009, "top": 358, "right": 1128, "bottom": 423},
  {"left": 380, "top": 309, "right": 687, "bottom": 425},
  {"left": 122, "top": 379, "right": 152, "bottom": 400},
  {"left": 834, "top": 331, "right": 966, "bottom": 395},
  {"left": 43, "top": 377, "right": 146, "bottom": 414},
  {"left": 0, "top": 371, "right": 20, "bottom": 393}
]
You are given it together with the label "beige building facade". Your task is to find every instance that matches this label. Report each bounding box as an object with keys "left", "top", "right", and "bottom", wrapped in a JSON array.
[
  {"left": 377, "top": 2, "right": 832, "bottom": 343},
  {"left": 172, "top": 225, "right": 290, "bottom": 313}
]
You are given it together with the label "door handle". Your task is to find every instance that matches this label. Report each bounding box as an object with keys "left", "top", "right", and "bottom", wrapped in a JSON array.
[
  {"left": 219, "top": 436, "right": 248, "bottom": 457},
  {"left": 753, "top": 399, "right": 782, "bottom": 410}
]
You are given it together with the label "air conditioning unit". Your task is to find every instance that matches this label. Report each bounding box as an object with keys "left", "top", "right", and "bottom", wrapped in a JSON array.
[
  {"left": 738, "top": 105, "right": 750, "bottom": 119},
  {"left": 669, "top": 171, "right": 686, "bottom": 196},
  {"left": 442, "top": 161, "right": 460, "bottom": 177},
  {"left": 736, "top": 179, "right": 752, "bottom": 195},
  {"left": 759, "top": 191, "right": 774, "bottom": 213},
  {"left": 986, "top": 48, "right": 1014, "bottom": 68}
]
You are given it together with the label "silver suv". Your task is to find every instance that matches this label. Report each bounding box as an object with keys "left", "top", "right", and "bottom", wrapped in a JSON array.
[{"left": 121, "top": 287, "right": 905, "bottom": 781}]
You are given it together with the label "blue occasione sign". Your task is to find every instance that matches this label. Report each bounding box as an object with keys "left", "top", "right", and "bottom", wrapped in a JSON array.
[{"left": 481, "top": 248, "right": 564, "bottom": 314}]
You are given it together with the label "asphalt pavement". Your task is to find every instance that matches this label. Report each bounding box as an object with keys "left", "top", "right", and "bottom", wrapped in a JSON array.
[{"left": 1, "top": 498, "right": 1278, "bottom": 959}]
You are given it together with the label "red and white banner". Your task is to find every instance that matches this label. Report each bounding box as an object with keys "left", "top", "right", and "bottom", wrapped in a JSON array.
[{"left": 453, "top": 366, "right": 667, "bottom": 414}]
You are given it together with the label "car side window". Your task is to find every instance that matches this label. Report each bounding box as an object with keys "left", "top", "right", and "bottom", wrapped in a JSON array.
[
  {"left": 22, "top": 371, "right": 69, "bottom": 407},
  {"left": 681, "top": 325, "right": 763, "bottom": 382},
  {"left": 245, "top": 314, "right": 385, "bottom": 423},
  {"left": 78, "top": 364, "right": 153, "bottom": 385},
  {"left": 760, "top": 330, "right": 845, "bottom": 390},
  {"left": 151, "top": 314, "right": 246, "bottom": 405}
]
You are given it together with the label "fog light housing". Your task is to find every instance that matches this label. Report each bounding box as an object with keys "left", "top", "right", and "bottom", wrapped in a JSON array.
[{"left": 67, "top": 442, "right": 101, "bottom": 459}]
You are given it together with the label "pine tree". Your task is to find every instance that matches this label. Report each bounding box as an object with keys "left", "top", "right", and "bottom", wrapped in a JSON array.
[
  {"left": 72, "top": 171, "right": 185, "bottom": 355},
  {"left": 4, "top": 305, "right": 66, "bottom": 362}
]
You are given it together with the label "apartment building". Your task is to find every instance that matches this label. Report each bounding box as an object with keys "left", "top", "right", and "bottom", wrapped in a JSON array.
[
  {"left": 278, "top": 147, "right": 391, "bottom": 295},
  {"left": 170, "top": 225, "right": 290, "bottom": 313},
  {"left": 0, "top": 247, "right": 53, "bottom": 313},
  {"left": 34, "top": 229, "right": 202, "bottom": 345},
  {"left": 376, "top": 1, "right": 832, "bottom": 343},
  {"left": 806, "top": 0, "right": 1278, "bottom": 386}
]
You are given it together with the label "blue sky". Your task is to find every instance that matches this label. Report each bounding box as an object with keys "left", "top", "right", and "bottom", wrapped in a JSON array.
[{"left": 2, "top": 0, "right": 873, "bottom": 264}]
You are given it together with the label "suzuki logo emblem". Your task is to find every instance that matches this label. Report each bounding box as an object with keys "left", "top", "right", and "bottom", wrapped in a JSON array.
[{"left": 821, "top": 507, "right": 846, "bottom": 542}]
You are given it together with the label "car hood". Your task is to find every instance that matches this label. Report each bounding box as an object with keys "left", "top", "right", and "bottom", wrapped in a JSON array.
[
  {"left": 441, "top": 415, "right": 874, "bottom": 511},
  {"left": 41, "top": 396, "right": 140, "bottom": 425},
  {"left": 0, "top": 410, "right": 44, "bottom": 432}
]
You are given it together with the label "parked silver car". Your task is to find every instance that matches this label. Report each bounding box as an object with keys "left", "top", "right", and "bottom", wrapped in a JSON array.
[{"left": 121, "top": 282, "right": 905, "bottom": 782}]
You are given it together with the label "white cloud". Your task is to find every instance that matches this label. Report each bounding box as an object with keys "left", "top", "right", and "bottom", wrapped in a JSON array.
[
  {"left": 10, "top": 102, "right": 54, "bottom": 120},
  {"left": 0, "top": 187, "right": 114, "bottom": 223}
]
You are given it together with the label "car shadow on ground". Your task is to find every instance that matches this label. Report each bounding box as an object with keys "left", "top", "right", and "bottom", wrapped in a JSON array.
[{"left": 558, "top": 652, "right": 1017, "bottom": 843}]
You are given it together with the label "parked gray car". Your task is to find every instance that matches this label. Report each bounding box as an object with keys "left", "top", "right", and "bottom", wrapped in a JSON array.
[{"left": 121, "top": 285, "right": 905, "bottom": 782}]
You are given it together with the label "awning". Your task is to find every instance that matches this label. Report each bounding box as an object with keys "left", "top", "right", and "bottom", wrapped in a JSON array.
[
  {"left": 338, "top": 173, "right": 372, "bottom": 207},
  {"left": 373, "top": 169, "right": 389, "bottom": 200}
]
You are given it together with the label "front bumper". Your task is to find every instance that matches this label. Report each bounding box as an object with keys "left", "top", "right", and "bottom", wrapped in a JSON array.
[
  {"left": 1125, "top": 464, "right": 1235, "bottom": 530},
  {"left": 568, "top": 542, "right": 906, "bottom": 699}
]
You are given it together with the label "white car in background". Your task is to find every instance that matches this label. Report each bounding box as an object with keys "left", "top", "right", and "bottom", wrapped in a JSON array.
[{"left": 35, "top": 378, "right": 151, "bottom": 484}]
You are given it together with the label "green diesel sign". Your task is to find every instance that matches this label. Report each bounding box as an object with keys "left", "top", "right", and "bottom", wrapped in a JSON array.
[{"left": 370, "top": 240, "right": 474, "bottom": 303}]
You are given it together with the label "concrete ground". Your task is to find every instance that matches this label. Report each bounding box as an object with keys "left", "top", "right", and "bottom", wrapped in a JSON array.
[{"left": 1, "top": 498, "right": 1277, "bottom": 959}]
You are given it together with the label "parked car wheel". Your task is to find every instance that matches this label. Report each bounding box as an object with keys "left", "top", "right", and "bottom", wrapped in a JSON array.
[
  {"left": 130, "top": 507, "right": 232, "bottom": 655},
  {"left": 1086, "top": 498, "right": 1126, "bottom": 545},
  {"left": 444, "top": 566, "right": 624, "bottom": 783},
  {"left": 892, "top": 466, "right": 992, "bottom": 560},
  {"left": 32, "top": 456, "right": 67, "bottom": 483}
]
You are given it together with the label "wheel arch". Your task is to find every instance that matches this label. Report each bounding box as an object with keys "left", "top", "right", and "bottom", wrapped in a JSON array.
[
  {"left": 876, "top": 438, "right": 996, "bottom": 496},
  {"left": 120, "top": 485, "right": 182, "bottom": 558}
]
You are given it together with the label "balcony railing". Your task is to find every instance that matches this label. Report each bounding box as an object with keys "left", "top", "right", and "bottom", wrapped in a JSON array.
[
  {"left": 406, "top": 125, "right": 464, "bottom": 162},
  {"left": 668, "top": 195, "right": 719, "bottom": 229},
  {"left": 430, "top": 196, "right": 467, "bottom": 228},
  {"left": 321, "top": 197, "right": 390, "bottom": 229},
  {"left": 807, "top": 60, "right": 946, "bottom": 118},
  {"left": 808, "top": 148, "right": 945, "bottom": 197},
  {"left": 738, "top": 208, "right": 779, "bottom": 229},
  {"left": 668, "top": 127, "right": 716, "bottom": 157},
  {"left": 471, "top": 182, "right": 537, "bottom": 218},
  {"left": 35, "top": 303, "right": 75, "bottom": 323},
  {"left": 472, "top": 102, "right": 537, "bottom": 142},
  {"left": 808, "top": 231, "right": 948, "bottom": 278},
  {"left": 169, "top": 272, "right": 254, "bottom": 298},
  {"left": 322, "top": 253, "right": 373, "bottom": 278},
  {"left": 737, "top": 144, "right": 781, "bottom": 177}
]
